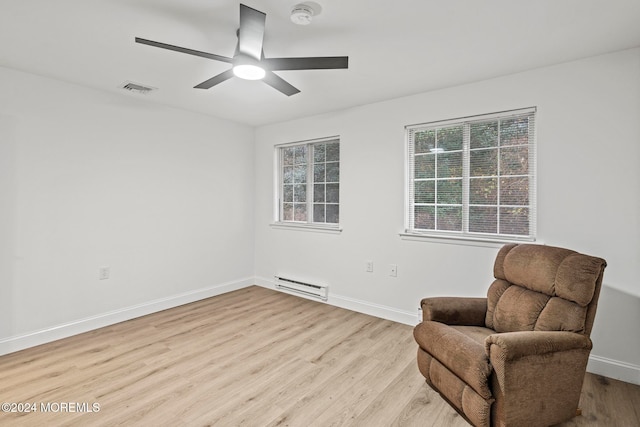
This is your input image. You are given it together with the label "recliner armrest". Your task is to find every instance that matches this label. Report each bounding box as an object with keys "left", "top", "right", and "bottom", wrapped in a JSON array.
[
  {"left": 485, "top": 330, "right": 594, "bottom": 426},
  {"left": 485, "top": 330, "right": 592, "bottom": 360},
  {"left": 420, "top": 297, "right": 487, "bottom": 325}
]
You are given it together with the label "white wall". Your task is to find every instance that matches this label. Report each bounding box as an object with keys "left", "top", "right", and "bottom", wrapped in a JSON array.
[
  {"left": 0, "top": 66, "right": 255, "bottom": 353},
  {"left": 254, "top": 48, "right": 640, "bottom": 383},
  {"left": 0, "top": 47, "right": 637, "bottom": 384}
]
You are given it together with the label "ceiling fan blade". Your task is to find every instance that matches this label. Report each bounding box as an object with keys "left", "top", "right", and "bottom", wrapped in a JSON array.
[
  {"left": 135, "top": 37, "right": 233, "bottom": 63},
  {"left": 194, "top": 69, "right": 235, "bottom": 89},
  {"left": 262, "top": 71, "right": 300, "bottom": 96},
  {"left": 263, "top": 56, "right": 349, "bottom": 71},
  {"left": 238, "top": 4, "right": 266, "bottom": 60}
]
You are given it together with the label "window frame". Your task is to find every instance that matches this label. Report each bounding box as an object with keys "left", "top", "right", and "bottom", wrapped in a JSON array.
[
  {"left": 404, "top": 108, "right": 536, "bottom": 243},
  {"left": 272, "top": 136, "right": 341, "bottom": 232}
]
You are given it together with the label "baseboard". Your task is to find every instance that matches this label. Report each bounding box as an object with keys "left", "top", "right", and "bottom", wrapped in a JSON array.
[
  {"left": 254, "top": 275, "right": 418, "bottom": 326},
  {"left": 0, "top": 277, "right": 254, "bottom": 357},
  {"left": 588, "top": 354, "right": 640, "bottom": 386},
  {"left": 328, "top": 293, "right": 418, "bottom": 326}
]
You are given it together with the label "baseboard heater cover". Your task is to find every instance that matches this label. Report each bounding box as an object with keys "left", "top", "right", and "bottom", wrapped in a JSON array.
[{"left": 274, "top": 276, "right": 328, "bottom": 301}]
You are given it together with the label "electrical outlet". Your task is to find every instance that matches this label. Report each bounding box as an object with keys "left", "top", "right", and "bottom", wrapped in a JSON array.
[
  {"left": 389, "top": 264, "right": 397, "bottom": 277},
  {"left": 366, "top": 260, "right": 374, "bottom": 273},
  {"left": 99, "top": 266, "right": 110, "bottom": 280}
]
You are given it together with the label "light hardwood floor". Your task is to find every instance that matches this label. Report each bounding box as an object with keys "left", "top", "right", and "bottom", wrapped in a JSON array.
[{"left": 0, "top": 286, "right": 638, "bottom": 426}]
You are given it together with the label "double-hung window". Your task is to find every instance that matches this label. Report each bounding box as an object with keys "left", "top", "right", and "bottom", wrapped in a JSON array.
[
  {"left": 276, "top": 137, "right": 340, "bottom": 227},
  {"left": 406, "top": 108, "right": 536, "bottom": 241}
]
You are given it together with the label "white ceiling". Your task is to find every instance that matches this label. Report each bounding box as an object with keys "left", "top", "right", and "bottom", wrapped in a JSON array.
[{"left": 1, "top": 0, "right": 639, "bottom": 126}]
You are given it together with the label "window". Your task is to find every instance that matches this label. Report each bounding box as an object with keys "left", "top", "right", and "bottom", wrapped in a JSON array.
[
  {"left": 276, "top": 137, "right": 340, "bottom": 227},
  {"left": 406, "top": 108, "right": 536, "bottom": 241}
]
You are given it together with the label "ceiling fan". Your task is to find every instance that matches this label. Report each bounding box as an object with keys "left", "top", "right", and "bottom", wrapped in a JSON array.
[{"left": 135, "top": 3, "right": 349, "bottom": 96}]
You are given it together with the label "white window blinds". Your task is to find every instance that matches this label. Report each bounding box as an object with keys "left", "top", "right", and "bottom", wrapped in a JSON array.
[{"left": 406, "top": 108, "right": 536, "bottom": 241}]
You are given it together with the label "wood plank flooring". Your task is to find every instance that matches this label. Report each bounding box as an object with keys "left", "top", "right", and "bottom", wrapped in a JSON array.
[{"left": 0, "top": 286, "right": 638, "bottom": 426}]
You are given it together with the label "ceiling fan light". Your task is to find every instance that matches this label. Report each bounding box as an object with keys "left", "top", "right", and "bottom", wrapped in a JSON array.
[{"left": 233, "top": 64, "right": 266, "bottom": 80}]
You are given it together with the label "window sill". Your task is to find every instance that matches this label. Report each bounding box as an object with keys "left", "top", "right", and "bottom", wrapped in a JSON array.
[
  {"left": 270, "top": 222, "right": 342, "bottom": 234},
  {"left": 399, "top": 231, "right": 537, "bottom": 248}
]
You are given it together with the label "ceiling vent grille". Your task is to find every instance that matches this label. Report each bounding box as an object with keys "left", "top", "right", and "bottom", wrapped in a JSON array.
[{"left": 119, "top": 82, "right": 157, "bottom": 94}]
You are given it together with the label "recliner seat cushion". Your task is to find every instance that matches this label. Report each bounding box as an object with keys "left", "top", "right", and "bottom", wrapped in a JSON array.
[{"left": 450, "top": 325, "right": 495, "bottom": 346}]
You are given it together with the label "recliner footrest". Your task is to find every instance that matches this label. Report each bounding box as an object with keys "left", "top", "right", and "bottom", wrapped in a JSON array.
[
  {"left": 417, "top": 348, "right": 492, "bottom": 427},
  {"left": 414, "top": 321, "right": 493, "bottom": 400}
]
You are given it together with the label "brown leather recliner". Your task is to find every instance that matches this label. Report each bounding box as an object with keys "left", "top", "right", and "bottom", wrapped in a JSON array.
[{"left": 413, "top": 243, "right": 607, "bottom": 427}]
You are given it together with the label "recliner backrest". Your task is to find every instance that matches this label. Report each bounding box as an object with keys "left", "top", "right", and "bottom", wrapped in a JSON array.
[{"left": 485, "top": 244, "right": 607, "bottom": 336}]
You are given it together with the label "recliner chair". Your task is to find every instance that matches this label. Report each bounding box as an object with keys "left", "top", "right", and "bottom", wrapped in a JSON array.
[{"left": 413, "top": 243, "right": 607, "bottom": 427}]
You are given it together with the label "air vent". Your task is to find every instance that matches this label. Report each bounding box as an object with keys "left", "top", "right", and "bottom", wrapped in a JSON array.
[{"left": 119, "top": 82, "right": 157, "bottom": 94}]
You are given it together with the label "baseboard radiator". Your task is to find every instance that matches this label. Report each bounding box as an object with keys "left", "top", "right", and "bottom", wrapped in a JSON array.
[{"left": 274, "top": 276, "right": 328, "bottom": 301}]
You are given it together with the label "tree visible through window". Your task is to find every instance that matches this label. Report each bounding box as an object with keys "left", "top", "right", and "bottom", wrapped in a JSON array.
[
  {"left": 407, "top": 108, "right": 535, "bottom": 240},
  {"left": 278, "top": 138, "right": 340, "bottom": 225}
]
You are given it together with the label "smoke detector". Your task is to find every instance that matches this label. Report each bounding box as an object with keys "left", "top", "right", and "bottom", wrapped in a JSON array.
[{"left": 290, "top": 2, "right": 322, "bottom": 25}]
